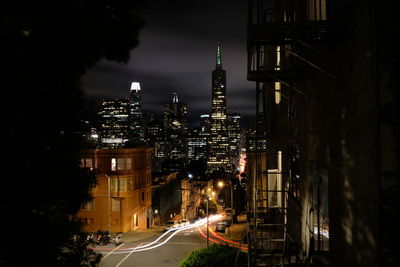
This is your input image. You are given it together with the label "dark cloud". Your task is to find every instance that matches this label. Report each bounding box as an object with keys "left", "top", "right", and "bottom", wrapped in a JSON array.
[{"left": 81, "top": 0, "right": 255, "bottom": 125}]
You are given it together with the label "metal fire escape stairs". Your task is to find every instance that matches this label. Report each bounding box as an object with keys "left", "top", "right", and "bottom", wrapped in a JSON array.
[{"left": 247, "top": 1, "right": 335, "bottom": 266}]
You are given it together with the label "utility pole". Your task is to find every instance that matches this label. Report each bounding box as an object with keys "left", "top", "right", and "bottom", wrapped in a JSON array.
[
  {"left": 206, "top": 197, "right": 209, "bottom": 247},
  {"left": 104, "top": 174, "right": 111, "bottom": 235}
]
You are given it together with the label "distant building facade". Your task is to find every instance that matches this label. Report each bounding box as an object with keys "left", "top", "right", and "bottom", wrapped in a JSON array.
[{"left": 78, "top": 148, "right": 153, "bottom": 233}]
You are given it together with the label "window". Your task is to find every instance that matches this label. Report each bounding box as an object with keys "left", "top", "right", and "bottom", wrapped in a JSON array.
[
  {"left": 111, "top": 158, "right": 117, "bottom": 171},
  {"left": 119, "top": 178, "right": 127, "bottom": 192},
  {"left": 126, "top": 158, "right": 132, "bottom": 169},
  {"left": 85, "top": 158, "right": 93, "bottom": 169},
  {"left": 86, "top": 200, "right": 94, "bottom": 211},
  {"left": 112, "top": 198, "right": 120, "bottom": 212},
  {"left": 117, "top": 158, "right": 125, "bottom": 170},
  {"left": 111, "top": 178, "right": 118, "bottom": 192},
  {"left": 128, "top": 178, "right": 133, "bottom": 191},
  {"left": 81, "top": 200, "right": 95, "bottom": 211},
  {"left": 141, "top": 192, "right": 145, "bottom": 202}
]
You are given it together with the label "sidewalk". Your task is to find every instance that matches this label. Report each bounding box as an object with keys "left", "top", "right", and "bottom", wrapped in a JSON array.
[
  {"left": 220, "top": 213, "right": 247, "bottom": 243},
  {"left": 119, "top": 226, "right": 164, "bottom": 243}
]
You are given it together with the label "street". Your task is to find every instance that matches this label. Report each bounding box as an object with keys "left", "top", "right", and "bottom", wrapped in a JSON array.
[{"left": 97, "top": 228, "right": 206, "bottom": 267}]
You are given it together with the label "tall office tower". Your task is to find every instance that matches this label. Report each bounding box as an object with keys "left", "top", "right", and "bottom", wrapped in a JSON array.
[
  {"left": 163, "top": 92, "right": 188, "bottom": 171},
  {"left": 227, "top": 113, "right": 241, "bottom": 170},
  {"left": 98, "top": 99, "right": 130, "bottom": 148},
  {"left": 129, "top": 82, "right": 145, "bottom": 144},
  {"left": 207, "top": 43, "right": 231, "bottom": 173}
]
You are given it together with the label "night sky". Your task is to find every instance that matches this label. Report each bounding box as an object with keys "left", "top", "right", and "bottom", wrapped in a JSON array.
[{"left": 81, "top": 0, "right": 255, "bottom": 126}]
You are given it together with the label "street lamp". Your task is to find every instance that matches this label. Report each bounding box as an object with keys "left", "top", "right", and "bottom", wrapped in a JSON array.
[
  {"left": 180, "top": 188, "right": 210, "bottom": 247},
  {"left": 217, "top": 180, "right": 234, "bottom": 227},
  {"left": 104, "top": 174, "right": 111, "bottom": 235}
]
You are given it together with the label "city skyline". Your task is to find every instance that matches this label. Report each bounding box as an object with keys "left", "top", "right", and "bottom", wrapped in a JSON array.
[{"left": 81, "top": 0, "right": 255, "bottom": 125}]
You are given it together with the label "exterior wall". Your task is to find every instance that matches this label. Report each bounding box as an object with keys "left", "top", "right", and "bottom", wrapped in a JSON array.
[
  {"left": 78, "top": 148, "right": 153, "bottom": 233},
  {"left": 180, "top": 178, "right": 208, "bottom": 220}
]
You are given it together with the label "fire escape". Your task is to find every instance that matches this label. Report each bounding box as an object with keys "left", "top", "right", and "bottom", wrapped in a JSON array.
[{"left": 246, "top": 0, "right": 334, "bottom": 266}]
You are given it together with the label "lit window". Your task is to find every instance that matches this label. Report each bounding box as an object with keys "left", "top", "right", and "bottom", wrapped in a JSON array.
[
  {"left": 117, "top": 158, "right": 124, "bottom": 170},
  {"left": 275, "top": 82, "right": 281, "bottom": 104},
  {"left": 112, "top": 198, "right": 120, "bottom": 212},
  {"left": 111, "top": 178, "right": 118, "bottom": 192},
  {"left": 119, "top": 179, "right": 127, "bottom": 192},
  {"left": 111, "top": 158, "right": 116, "bottom": 171}
]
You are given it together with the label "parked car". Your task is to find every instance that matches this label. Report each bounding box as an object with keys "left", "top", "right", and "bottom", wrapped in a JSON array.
[
  {"left": 164, "top": 221, "right": 179, "bottom": 231},
  {"left": 215, "top": 222, "right": 226, "bottom": 233},
  {"left": 222, "top": 219, "right": 231, "bottom": 227},
  {"left": 179, "top": 219, "right": 190, "bottom": 226}
]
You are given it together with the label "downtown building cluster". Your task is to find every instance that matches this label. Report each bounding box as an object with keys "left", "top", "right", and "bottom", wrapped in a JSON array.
[
  {"left": 77, "top": 44, "right": 245, "bottom": 233},
  {"left": 85, "top": 44, "right": 243, "bottom": 174}
]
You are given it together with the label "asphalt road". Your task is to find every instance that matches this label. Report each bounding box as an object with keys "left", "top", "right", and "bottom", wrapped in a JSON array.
[{"left": 98, "top": 228, "right": 206, "bottom": 267}]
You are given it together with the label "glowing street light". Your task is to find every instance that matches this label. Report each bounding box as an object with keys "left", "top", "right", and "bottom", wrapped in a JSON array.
[{"left": 217, "top": 180, "right": 234, "bottom": 229}]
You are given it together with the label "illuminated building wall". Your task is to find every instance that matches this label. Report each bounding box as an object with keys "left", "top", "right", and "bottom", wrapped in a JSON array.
[
  {"left": 78, "top": 148, "right": 153, "bottom": 232},
  {"left": 207, "top": 43, "right": 231, "bottom": 173}
]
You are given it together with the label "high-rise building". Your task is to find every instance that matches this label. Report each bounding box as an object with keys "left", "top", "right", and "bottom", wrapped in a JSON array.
[
  {"left": 227, "top": 113, "right": 241, "bottom": 170},
  {"left": 163, "top": 92, "right": 188, "bottom": 171},
  {"left": 129, "top": 82, "right": 144, "bottom": 144},
  {"left": 207, "top": 43, "right": 231, "bottom": 173},
  {"left": 187, "top": 127, "right": 208, "bottom": 162},
  {"left": 98, "top": 99, "right": 130, "bottom": 148}
]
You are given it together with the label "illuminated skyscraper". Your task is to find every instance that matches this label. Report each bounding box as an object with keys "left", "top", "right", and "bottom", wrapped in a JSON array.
[
  {"left": 207, "top": 43, "right": 231, "bottom": 173},
  {"left": 129, "top": 82, "right": 144, "bottom": 144},
  {"left": 98, "top": 99, "right": 130, "bottom": 148},
  {"left": 227, "top": 113, "right": 241, "bottom": 169},
  {"left": 163, "top": 92, "right": 188, "bottom": 171}
]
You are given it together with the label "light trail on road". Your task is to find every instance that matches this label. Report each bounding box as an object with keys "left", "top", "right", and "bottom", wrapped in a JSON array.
[{"left": 95, "top": 214, "right": 222, "bottom": 255}]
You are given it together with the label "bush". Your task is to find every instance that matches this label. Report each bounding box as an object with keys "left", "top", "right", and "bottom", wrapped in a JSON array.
[{"left": 179, "top": 244, "right": 247, "bottom": 267}]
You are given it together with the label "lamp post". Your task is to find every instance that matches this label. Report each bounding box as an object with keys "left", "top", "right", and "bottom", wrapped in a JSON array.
[
  {"left": 104, "top": 174, "right": 111, "bottom": 235},
  {"left": 218, "top": 180, "right": 234, "bottom": 230},
  {"left": 180, "top": 188, "right": 210, "bottom": 247}
]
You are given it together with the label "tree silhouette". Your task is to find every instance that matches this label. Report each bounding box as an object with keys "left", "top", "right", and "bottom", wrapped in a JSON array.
[{"left": 0, "top": 0, "right": 145, "bottom": 266}]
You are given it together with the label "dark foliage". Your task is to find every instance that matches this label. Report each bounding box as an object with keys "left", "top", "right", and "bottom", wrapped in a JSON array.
[
  {"left": 179, "top": 244, "right": 247, "bottom": 267},
  {"left": 198, "top": 199, "right": 217, "bottom": 215},
  {"left": 0, "top": 0, "right": 145, "bottom": 266}
]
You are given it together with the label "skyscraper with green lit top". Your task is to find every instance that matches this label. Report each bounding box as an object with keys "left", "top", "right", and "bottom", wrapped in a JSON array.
[{"left": 207, "top": 42, "right": 231, "bottom": 173}]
